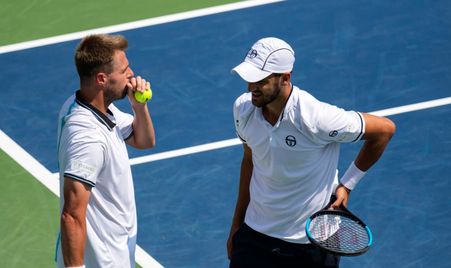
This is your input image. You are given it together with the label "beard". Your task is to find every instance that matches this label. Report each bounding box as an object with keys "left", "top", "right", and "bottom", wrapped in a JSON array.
[
  {"left": 104, "top": 85, "right": 128, "bottom": 104},
  {"left": 251, "top": 84, "right": 281, "bottom": 107},
  {"left": 119, "top": 86, "right": 128, "bottom": 99}
]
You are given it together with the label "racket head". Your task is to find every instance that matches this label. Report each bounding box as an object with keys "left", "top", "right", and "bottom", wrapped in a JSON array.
[{"left": 305, "top": 206, "right": 373, "bottom": 256}]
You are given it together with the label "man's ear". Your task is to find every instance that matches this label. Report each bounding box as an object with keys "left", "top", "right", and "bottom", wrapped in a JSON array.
[
  {"left": 281, "top": 72, "right": 291, "bottom": 85},
  {"left": 96, "top": 72, "right": 108, "bottom": 87}
]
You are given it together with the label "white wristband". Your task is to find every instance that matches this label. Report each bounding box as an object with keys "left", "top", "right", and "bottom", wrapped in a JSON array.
[
  {"left": 65, "top": 266, "right": 85, "bottom": 268},
  {"left": 339, "top": 161, "right": 366, "bottom": 191}
]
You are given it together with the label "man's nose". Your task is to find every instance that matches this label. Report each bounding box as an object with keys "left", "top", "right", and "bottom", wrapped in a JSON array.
[{"left": 128, "top": 68, "right": 134, "bottom": 78}]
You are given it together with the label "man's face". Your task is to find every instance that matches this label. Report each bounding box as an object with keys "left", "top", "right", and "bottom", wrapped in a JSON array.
[
  {"left": 104, "top": 50, "right": 134, "bottom": 102},
  {"left": 247, "top": 74, "right": 283, "bottom": 107}
]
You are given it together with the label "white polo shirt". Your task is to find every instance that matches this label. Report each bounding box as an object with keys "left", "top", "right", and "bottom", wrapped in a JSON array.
[
  {"left": 233, "top": 85, "right": 365, "bottom": 244},
  {"left": 56, "top": 91, "right": 137, "bottom": 268}
]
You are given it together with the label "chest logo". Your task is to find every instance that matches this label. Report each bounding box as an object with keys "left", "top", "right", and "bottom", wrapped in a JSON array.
[{"left": 285, "top": 135, "right": 297, "bottom": 147}]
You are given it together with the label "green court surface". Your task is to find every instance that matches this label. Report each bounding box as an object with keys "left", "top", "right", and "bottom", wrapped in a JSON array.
[
  {"left": 0, "top": 0, "right": 240, "bottom": 46},
  {"left": 0, "top": 1, "right": 241, "bottom": 267},
  {"left": 0, "top": 150, "right": 59, "bottom": 267}
]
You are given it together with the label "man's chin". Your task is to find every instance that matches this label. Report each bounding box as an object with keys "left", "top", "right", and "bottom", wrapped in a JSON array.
[
  {"left": 120, "top": 89, "right": 128, "bottom": 99},
  {"left": 251, "top": 99, "right": 263, "bottom": 107}
]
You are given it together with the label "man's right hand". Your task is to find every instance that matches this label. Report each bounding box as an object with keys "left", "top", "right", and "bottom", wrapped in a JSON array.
[{"left": 227, "top": 225, "right": 240, "bottom": 260}]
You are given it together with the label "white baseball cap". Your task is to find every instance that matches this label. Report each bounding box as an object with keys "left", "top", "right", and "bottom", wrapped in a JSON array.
[{"left": 232, "top": 37, "right": 295, "bottom": 83}]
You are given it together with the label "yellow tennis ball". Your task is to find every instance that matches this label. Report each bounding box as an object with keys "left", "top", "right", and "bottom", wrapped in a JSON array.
[{"left": 134, "top": 88, "right": 153, "bottom": 103}]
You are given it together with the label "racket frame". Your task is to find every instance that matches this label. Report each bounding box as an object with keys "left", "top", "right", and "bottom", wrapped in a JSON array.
[{"left": 305, "top": 204, "right": 373, "bottom": 256}]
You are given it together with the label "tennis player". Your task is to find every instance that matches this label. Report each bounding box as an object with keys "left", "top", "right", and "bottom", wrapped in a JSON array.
[
  {"left": 55, "top": 34, "right": 156, "bottom": 268},
  {"left": 227, "top": 37, "right": 395, "bottom": 267}
]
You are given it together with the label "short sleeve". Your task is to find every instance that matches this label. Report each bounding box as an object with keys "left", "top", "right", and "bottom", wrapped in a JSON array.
[
  {"left": 298, "top": 91, "right": 365, "bottom": 144},
  {"left": 61, "top": 130, "right": 106, "bottom": 187},
  {"left": 315, "top": 102, "right": 365, "bottom": 143}
]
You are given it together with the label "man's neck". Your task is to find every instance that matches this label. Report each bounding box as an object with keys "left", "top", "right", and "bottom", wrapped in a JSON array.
[{"left": 79, "top": 87, "right": 108, "bottom": 115}]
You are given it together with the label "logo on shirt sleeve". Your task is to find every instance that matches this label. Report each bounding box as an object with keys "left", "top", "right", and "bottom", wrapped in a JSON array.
[
  {"left": 70, "top": 160, "right": 96, "bottom": 178},
  {"left": 329, "top": 130, "right": 339, "bottom": 137}
]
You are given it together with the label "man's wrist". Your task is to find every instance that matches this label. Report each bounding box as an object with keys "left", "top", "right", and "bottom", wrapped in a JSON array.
[
  {"left": 338, "top": 183, "right": 351, "bottom": 193},
  {"left": 339, "top": 161, "right": 366, "bottom": 191}
]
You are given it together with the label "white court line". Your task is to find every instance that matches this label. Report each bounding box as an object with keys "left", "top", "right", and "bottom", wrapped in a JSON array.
[
  {"left": 0, "top": 0, "right": 284, "bottom": 54},
  {"left": 0, "top": 130, "right": 60, "bottom": 196},
  {"left": 129, "top": 138, "right": 242, "bottom": 165},
  {"left": 370, "top": 96, "right": 451, "bottom": 117},
  {"left": 127, "top": 96, "right": 451, "bottom": 165}
]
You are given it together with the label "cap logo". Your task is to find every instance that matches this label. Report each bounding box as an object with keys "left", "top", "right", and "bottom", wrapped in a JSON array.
[{"left": 248, "top": 49, "right": 258, "bottom": 59}]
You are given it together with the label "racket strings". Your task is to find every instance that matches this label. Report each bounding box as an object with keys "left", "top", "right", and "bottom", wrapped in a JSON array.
[{"left": 309, "top": 214, "right": 369, "bottom": 253}]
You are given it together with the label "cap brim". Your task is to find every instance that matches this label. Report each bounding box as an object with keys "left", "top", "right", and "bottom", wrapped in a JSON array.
[{"left": 232, "top": 62, "right": 272, "bottom": 83}]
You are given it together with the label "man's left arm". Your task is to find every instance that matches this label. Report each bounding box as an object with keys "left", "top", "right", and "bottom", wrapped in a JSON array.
[
  {"left": 334, "top": 113, "right": 396, "bottom": 207},
  {"left": 355, "top": 113, "right": 396, "bottom": 170}
]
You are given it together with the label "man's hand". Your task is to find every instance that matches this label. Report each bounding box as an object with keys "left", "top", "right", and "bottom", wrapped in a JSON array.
[
  {"left": 330, "top": 184, "right": 350, "bottom": 209},
  {"left": 127, "top": 76, "right": 150, "bottom": 106}
]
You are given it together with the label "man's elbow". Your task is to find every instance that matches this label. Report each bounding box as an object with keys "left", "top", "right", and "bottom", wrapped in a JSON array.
[
  {"left": 147, "top": 138, "right": 156, "bottom": 149},
  {"left": 135, "top": 137, "right": 156, "bottom": 149},
  {"left": 383, "top": 117, "right": 396, "bottom": 140},
  {"left": 386, "top": 118, "right": 396, "bottom": 139}
]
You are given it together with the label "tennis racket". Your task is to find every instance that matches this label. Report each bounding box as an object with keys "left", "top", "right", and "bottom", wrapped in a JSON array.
[{"left": 305, "top": 196, "right": 373, "bottom": 256}]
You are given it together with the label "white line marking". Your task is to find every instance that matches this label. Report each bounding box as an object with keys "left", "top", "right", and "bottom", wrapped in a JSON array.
[
  {"left": 135, "top": 246, "right": 164, "bottom": 268},
  {"left": 0, "top": 0, "right": 284, "bottom": 54},
  {"left": 369, "top": 96, "right": 451, "bottom": 117},
  {"left": 129, "top": 138, "right": 242, "bottom": 165},
  {"left": 127, "top": 96, "right": 451, "bottom": 165},
  {"left": 0, "top": 130, "right": 60, "bottom": 196}
]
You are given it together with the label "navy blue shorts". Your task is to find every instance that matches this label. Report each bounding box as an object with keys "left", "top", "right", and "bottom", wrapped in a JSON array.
[{"left": 230, "top": 223, "right": 340, "bottom": 268}]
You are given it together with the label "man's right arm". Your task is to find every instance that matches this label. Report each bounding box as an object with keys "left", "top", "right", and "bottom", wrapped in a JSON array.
[
  {"left": 60, "top": 178, "right": 91, "bottom": 267},
  {"left": 227, "top": 143, "right": 253, "bottom": 259}
]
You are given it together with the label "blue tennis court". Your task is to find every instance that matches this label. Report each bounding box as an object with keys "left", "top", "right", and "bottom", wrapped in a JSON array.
[{"left": 1, "top": 0, "right": 450, "bottom": 267}]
